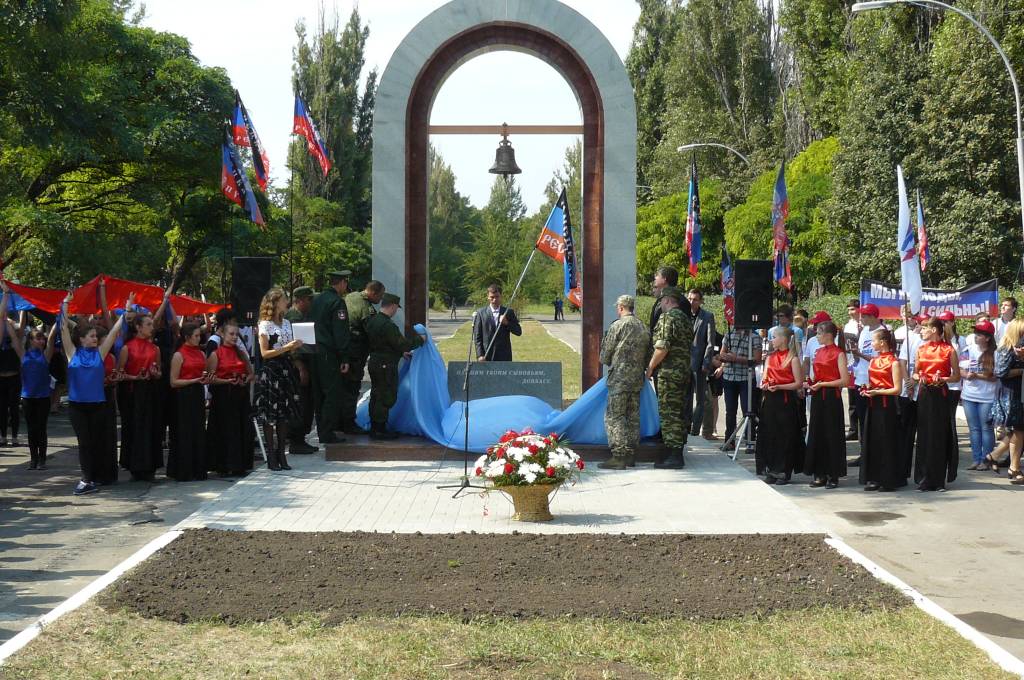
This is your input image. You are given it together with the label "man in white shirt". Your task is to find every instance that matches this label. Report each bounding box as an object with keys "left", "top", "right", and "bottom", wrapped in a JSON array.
[
  {"left": 993, "top": 297, "right": 1017, "bottom": 344},
  {"left": 842, "top": 299, "right": 861, "bottom": 440},
  {"left": 849, "top": 303, "right": 882, "bottom": 465}
]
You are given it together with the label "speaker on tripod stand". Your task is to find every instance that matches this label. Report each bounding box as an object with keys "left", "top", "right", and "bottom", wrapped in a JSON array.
[
  {"left": 723, "top": 260, "right": 774, "bottom": 459},
  {"left": 231, "top": 257, "right": 273, "bottom": 326}
]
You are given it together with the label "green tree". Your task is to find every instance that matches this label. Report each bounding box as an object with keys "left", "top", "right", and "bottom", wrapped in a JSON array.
[
  {"left": 428, "top": 146, "right": 480, "bottom": 304},
  {"left": 464, "top": 177, "right": 529, "bottom": 303},
  {"left": 725, "top": 137, "right": 840, "bottom": 296},
  {"left": 290, "top": 5, "right": 376, "bottom": 231}
]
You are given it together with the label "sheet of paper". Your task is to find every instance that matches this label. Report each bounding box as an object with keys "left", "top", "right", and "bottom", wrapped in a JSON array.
[{"left": 293, "top": 322, "right": 315, "bottom": 345}]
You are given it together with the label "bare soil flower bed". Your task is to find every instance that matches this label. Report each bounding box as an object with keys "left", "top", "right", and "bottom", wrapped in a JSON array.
[{"left": 102, "top": 529, "right": 907, "bottom": 624}]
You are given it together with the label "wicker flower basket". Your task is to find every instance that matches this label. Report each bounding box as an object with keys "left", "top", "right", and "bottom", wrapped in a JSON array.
[{"left": 499, "top": 482, "right": 562, "bottom": 522}]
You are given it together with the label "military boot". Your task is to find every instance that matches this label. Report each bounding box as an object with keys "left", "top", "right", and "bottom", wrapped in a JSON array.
[
  {"left": 598, "top": 453, "right": 628, "bottom": 470},
  {"left": 654, "top": 448, "right": 686, "bottom": 469},
  {"left": 369, "top": 423, "right": 399, "bottom": 440},
  {"left": 625, "top": 452, "right": 636, "bottom": 468}
]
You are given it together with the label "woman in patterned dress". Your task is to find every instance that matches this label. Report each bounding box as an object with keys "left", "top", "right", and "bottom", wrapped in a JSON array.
[{"left": 254, "top": 288, "right": 304, "bottom": 472}]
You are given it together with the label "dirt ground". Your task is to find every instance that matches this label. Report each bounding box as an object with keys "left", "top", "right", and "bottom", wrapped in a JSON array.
[{"left": 102, "top": 529, "right": 907, "bottom": 624}]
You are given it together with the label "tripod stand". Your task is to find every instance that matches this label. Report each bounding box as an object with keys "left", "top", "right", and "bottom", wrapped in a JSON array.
[
  {"left": 437, "top": 250, "right": 538, "bottom": 498},
  {"left": 721, "top": 332, "right": 756, "bottom": 461}
]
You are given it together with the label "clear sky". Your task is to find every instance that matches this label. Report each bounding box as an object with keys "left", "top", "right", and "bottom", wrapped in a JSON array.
[{"left": 140, "top": 0, "right": 640, "bottom": 213}]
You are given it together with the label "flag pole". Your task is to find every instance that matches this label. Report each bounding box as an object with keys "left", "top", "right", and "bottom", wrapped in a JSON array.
[{"left": 289, "top": 160, "right": 294, "bottom": 291}]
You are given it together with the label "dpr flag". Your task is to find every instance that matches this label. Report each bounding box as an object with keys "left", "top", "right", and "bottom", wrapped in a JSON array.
[
  {"left": 916, "top": 189, "right": 930, "bottom": 272},
  {"left": 535, "top": 203, "right": 566, "bottom": 263},
  {"left": 555, "top": 188, "right": 579, "bottom": 294},
  {"left": 221, "top": 133, "right": 265, "bottom": 228},
  {"left": 232, "top": 91, "right": 270, "bottom": 191},
  {"left": 685, "top": 154, "right": 702, "bottom": 277},
  {"left": 771, "top": 161, "right": 792, "bottom": 290},
  {"left": 293, "top": 95, "right": 332, "bottom": 177},
  {"left": 897, "top": 165, "right": 922, "bottom": 314},
  {"left": 721, "top": 243, "right": 735, "bottom": 326}
]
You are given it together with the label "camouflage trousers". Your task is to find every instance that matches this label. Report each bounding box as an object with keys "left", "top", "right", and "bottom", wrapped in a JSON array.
[
  {"left": 656, "top": 368, "right": 691, "bottom": 449},
  {"left": 605, "top": 388, "right": 641, "bottom": 457}
]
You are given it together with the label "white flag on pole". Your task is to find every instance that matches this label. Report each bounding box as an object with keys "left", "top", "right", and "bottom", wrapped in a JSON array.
[{"left": 897, "top": 165, "right": 923, "bottom": 314}]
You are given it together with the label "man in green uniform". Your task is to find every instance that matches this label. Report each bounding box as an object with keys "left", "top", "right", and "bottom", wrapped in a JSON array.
[
  {"left": 284, "top": 286, "right": 318, "bottom": 453},
  {"left": 598, "top": 294, "right": 652, "bottom": 470},
  {"left": 310, "top": 269, "right": 351, "bottom": 444},
  {"left": 645, "top": 287, "right": 693, "bottom": 469},
  {"left": 342, "top": 280, "right": 385, "bottom": 434},
  {"left": 365, "top": 293, "right": 425, "bottom": 440}
]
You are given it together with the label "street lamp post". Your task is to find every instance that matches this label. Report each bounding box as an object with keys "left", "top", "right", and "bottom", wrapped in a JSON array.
[
  {"left": 676, "top": 142, "right": 751, "bottom": 167},
  {"left": 852, "top": 0, "right": 1024, "bottom": 257}
]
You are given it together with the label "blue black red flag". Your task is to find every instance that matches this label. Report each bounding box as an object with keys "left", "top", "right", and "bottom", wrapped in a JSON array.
[
  {"left": 771, "top": 161, "right": 792, "bottom": 290},
  {"left": 293, "top": 95, "right": 331, "bottom": 177},
  {"left": 221, "top": 131, "right": 265, "bottom": 228},
  {"left": 232, "top": 91, "right": 270, "bottom": 191},
  {"left": 916, "top": 189, "right": 930, "bottom": 272},
  {"left": 721, "top": 243, "right": 735, "bottom": 326}
]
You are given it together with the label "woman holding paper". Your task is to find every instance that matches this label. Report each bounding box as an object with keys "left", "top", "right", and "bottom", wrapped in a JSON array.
[
  {"left": 254, "top": 288, "right": 304, "bottom": 471},
  {"left": 913, "top": 318, "right": 961, "bottom": 491}
]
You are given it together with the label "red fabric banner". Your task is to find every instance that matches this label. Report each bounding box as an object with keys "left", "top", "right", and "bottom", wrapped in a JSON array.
[{"left": 3, "top": 276, "right": 223, "bottom": 316}]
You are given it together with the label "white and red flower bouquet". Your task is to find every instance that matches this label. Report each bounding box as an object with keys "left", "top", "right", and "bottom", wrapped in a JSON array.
[{"left": 474, "top": 428, "right": 584, "bottom": 487}]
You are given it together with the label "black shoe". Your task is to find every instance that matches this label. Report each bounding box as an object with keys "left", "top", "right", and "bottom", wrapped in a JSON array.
[
  {"left": 279, "top": 455, "right": 292, "bottom": 471},
  {"left": 267, "top": 455, "right": 282, "bottom": 471},
  {"left": 289, "top": 441, "right": 318, "bottom": 454},
  {"left": 342, "top": 424, "right": 369, "bottom": 435},
  {"left": 825, "top": 479, "right": 839, "bottom": 489},
  {"left": 809, "top": 478, "right": 826, "bottom": 488},
  {"left": 774, "top": 476, "right": 790, "bottom": 486},
  {"left": 654, "top": 449, "right": 685, "bottom": 469},
  {"left": 763, "top": 474, "right": 777, "bottom": 485},
  {"left": 370, "top": 429, "right": 400, "bottom": 440},
  {"left": 848, "top": 457, "right": 862, "bottom": 467},
  {"left": 864, "top": 482, "right": 880, "bottom": 491},
  {"left": 880, "top": 486, "right": 896, "bottom": 492}
]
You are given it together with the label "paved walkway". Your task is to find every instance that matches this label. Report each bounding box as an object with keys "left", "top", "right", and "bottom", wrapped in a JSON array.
[{"left": 176, "top": 446, "right": 824, "bottom": 535}]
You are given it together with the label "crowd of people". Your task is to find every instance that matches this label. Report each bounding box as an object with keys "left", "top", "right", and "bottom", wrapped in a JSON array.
[
  {"left": 0, "top": 270, "right": 426, "bottom": 496},
  {"left": 597, "top": 265, "right": 1024, "bottom": 492}
]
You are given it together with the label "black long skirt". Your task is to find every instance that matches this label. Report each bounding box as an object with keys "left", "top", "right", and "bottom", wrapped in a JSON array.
[
  {"left": 861, "top": 395, "right": 906, "bottom": 488},
  {"left": 117, "top": 380, "right": 163, "bottom": 477},
  {"left": 755, "top": 390, "right": 802, "bottom": 477},
  {"left": 167, "top": 384, "right": 207, "bottom": 481},
  {"left": 898, "top": 397, "right": 918, "bottom": 480},
  {"left": 915, "top": 385, "right": 958, "bottom": 489},
  {"left": 95, "top": 385, "right": 119, "bottom": 485},
  {"left": 804, "top": 387, "right": 847, "bottom": 479},
  {"left": 208, "top": 384, "right": 253, "bottom": 474}
]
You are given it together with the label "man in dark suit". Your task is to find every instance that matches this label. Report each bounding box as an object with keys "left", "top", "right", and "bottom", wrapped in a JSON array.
[
  {"left": 687, "top": 288, "right": 716, "bottom": 436},
  {"left": 473, "top": 284, "right": 522, "bottom": 361}
]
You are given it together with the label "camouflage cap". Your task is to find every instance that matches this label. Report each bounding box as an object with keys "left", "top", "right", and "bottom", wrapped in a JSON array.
[
  {"left": 292, "top": 286, "right": 314, "bottom": 299},
  {"left": 381, "top": 292, "right": 401, "bottom": 307},
  {"left": 660, "top": 286, "right": 684, "bottom": 302}
]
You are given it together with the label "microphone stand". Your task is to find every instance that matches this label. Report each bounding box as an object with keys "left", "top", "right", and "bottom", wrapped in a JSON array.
[{"left": 438, "top": 248, "right": 539, "bottom": 498}]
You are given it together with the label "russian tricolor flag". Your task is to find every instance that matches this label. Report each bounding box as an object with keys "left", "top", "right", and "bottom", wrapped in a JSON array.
[{"left": 293, "top": 95, "right": 332, "bottom": 177}]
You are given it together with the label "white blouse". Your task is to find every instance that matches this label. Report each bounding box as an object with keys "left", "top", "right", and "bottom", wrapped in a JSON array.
[{"left": 258, "top": 319, "right": 293, "bottom": 351}]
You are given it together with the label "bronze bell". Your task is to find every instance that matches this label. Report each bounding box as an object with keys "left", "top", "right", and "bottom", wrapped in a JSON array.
[{"left": 489, "top": 126, "right": 522, "bottom": 177}]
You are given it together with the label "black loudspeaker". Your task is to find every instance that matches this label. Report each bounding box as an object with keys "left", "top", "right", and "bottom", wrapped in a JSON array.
[
  {"left": 734, "top": 259, "right": 774, "bottom": 330},
  {"left": 231, "top": 257, "right": 273, "bottom": 325}
]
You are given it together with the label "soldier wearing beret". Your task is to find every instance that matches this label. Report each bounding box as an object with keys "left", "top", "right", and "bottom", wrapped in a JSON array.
[
  {"left": 342, "top": 280, "right": 385, "bottom": 435},
  {"left": 309, "top": 270, "right": 351, "bottom": 444},
  {"left": 645, "top": 286, "right": 693, "bottom": 469},
  {"left": 364, "top": 293, "right": 425, "bottom": 439},
  {"left": 284, "top": 286, "right": 317, "bottom": 453}
]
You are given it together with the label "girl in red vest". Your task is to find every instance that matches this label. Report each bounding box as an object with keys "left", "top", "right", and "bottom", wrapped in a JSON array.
[
  {"left": 860, "top": 328, "right": 905, "bottom": 491},
  {"left": 913, "top": 317, "right": 961, "bottom": 491},
  {"left": 755, "top": 326, "right": 804, "bottom": 485},
  {"left": 205, "top": 321, "right": 254, "bottom": 476},
  {"left": 804, "top": 321, "right": 849, "bottom": 488}
]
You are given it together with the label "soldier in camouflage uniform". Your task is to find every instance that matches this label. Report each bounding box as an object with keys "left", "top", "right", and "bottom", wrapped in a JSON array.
[
  {"left": 342, "top": 280, "right": 385, "bottom": 435},
  {"left": 598, "top": 295, "right": 652, "bottom": 470},
  {"left": 646, "top": 287, "right": 693, "bottom": 468},
  {"left": 364, "top": 293, "right": 425, "bottom": 439}
]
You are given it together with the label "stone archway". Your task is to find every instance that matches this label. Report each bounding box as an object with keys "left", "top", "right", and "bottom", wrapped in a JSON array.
[{"left": 371, "top": 0, "right": 636, "bottom": 389}]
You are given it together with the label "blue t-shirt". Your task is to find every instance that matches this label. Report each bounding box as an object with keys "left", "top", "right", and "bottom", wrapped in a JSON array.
[
  {"left": 21, "top": 348, "right": 51, "bottom": 399},
  {"left": 67, "top": 348, "right": 105, "bottom": 403}
]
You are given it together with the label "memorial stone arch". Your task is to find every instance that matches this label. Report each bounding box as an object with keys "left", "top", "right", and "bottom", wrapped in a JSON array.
[{"left": 372, "top": 0, "right": 637, "bottom": 389}]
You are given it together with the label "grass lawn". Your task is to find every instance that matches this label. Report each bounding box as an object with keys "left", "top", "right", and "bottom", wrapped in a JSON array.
[
  {"left": 435, "top": 319, "right": 582, "bottom": 400},
  {"left": 3, "top": 602, "right": 1013, "bottom": 679}
]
